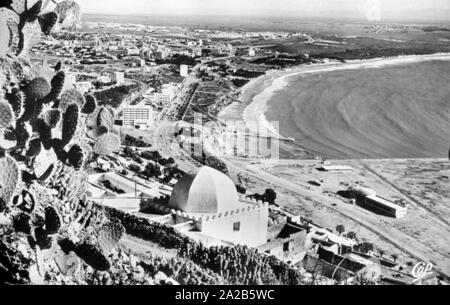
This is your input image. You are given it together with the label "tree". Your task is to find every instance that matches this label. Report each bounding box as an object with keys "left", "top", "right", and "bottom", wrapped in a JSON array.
[
  {"left": 143, "top": 163, "right": 162, "bottom": 178},
  {"left": 128, "top": 164, "right": 140, "bottom": 173},
  {"left": 345, "top": 231, "right": 357, "bottom": 240},
  {"left": 354, "top": 242, "right": 374, "bottom": 254},
  {"left": 391, "top": 254, "right": 399, "bottom": 262},
  {"left": 264, "top": 189, "right": 277, "bottom": 205},
  {"left": 336, "top": 225, "right": 345, "bottom": 235},
  {"left": 123, "top": 146, "right": 134, "bottom": 157}
]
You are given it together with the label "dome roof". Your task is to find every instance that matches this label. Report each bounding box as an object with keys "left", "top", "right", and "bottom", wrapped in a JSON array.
[
  {"left": 350, "top": 186, "right": 377, "bottom": 198},
  {"left": 169, "top": 166, "right": 241, "bottom": 214}
]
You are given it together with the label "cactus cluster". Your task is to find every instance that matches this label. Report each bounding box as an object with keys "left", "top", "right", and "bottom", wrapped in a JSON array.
[
  {"left": 98, "top": 220, "right": 125, "bottom": 256},
  {"left": 0, "top": 155, "right": 20, "bottom": 207},
  {"left": 86, "top": 104, "right": 120, "bottom": 155},
  {"left": 0, "top": 0, "right": 159, "bottom": 285},
  {"left": 0, "top": 68, "right": 95, "bottom": 187},
  {"left": 0, "top": 0, "right": 61, "bottom": 56}
]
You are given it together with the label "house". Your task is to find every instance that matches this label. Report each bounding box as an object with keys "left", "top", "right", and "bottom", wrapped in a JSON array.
[{"left": 147, "top": 166, "right": 269, "bottom": 247}]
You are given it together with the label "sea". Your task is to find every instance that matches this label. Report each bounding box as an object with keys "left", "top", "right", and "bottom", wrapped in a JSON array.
[{"left": 261, "top": 59, "right": 450, "bottom": 159}]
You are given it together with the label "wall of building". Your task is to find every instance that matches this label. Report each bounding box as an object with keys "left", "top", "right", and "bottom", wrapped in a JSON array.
[
  {"left": 261, "top": 231, "right": 309, "bottom": 264},
  {"left": 199, "top": 205, "right": 269, "bottom": 247}
]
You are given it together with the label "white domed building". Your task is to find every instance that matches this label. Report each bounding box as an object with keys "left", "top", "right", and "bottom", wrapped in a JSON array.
[
  {"left": 154, "top": 166, "right": 269, "bottom": 247},
  {"left": 169, "top": 166, "right": 242, "bottom": 214}
]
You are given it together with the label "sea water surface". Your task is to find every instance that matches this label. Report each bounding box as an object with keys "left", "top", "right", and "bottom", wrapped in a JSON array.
[{"left": 241, "top": 56, "right": 450, "bottom": 159}]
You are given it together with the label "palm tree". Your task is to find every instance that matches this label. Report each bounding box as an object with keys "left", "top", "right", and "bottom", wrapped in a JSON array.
[{"left": 379, "top": 250, "right": 385, "bottom": 257}]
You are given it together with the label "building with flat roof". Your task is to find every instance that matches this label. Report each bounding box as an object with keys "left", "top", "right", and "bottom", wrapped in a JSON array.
[
  {"left": 321, "top": 165, "right": 353, "bottom": 172},
  {"left": 75, "top": 81, "right": 93, "bottom": 94},
  {"left": 180, "top": 64, "right": 189, "bottom": 77},
  {"left": 112, "top": 71, "right": 125, "bottom": 85},
  {"left": 122, "top": 105, "right": 155, "bottom": 129},
  {"left": 349, "top": 186, "right": 407, "bottom": 218},
  {"left": 365, "top": 195, "right": 408, "bottom": 218}
]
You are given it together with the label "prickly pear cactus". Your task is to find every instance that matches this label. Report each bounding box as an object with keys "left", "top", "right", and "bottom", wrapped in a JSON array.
[
  {"left": 0, "top": 155, "right": 20, "bottom": 206},
  {"left": 44, "top": 206, "right": 61, "bottom": 234},
  {"left": 0, "top": 19, "right": 11, "bottom": 58},
  {"left": 82, "top": 94, "right": 96, "bottom": 115},
  {"left": 98, "top": 221, "right": 125, "bottom": 255},
  {"left": 93, "top": 133, "right": 120, "bottom": 156},
  {"left": 59, "top": 88, "right": 84, "bottom": 113},
  {"left": 75, "top": 242, "right": 111, "bottom": 271},
  {"left": 0, "top": 99, "right": 15, "bottom": 128},
  {"left": 61, "top": 103, "right": 79, "bottom": 146},
  {"left": 54, "top": 250, "right": 80, "bottom": 276}
]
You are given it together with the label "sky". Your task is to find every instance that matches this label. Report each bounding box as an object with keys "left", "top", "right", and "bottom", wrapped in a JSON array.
[{"left": 76, "top": 0, "right": 450, "bottom": 21}]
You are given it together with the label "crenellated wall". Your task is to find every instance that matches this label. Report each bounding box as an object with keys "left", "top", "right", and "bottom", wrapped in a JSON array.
[{"left": 147, "top": 198, "right": 269, "bottom": 247}]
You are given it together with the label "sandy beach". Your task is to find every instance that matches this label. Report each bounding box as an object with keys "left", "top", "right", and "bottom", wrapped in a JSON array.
[{"left": 219, "top": 53, "right": 450, "bottom": 159}]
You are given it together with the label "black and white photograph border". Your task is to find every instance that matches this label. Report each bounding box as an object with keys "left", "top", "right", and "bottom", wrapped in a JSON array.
[{"left": 0, "top": 0, "right": 449, "bottom": 293}]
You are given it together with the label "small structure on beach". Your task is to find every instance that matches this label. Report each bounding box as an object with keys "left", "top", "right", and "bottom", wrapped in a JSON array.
[
  {"left": 321, "top": 165, "right": 353, "bottom": 172},
  {"left": 349, "top": 186, "right": 407, "bottom": 219}
]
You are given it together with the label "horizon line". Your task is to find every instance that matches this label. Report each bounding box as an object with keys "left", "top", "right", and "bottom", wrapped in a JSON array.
[{"left": 81, "top": 12, "right": 450, "bottom": 24}]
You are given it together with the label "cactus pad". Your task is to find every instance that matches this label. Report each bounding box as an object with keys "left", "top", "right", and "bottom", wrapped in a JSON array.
[
  {"left": 87, "top": 124, "right": 108, "bottom": 140},
  {"left": 75, "top": 242, "right": 111, "bottom": 271},
  {"left": 38, "top": 11, "right": 58, "bottom": 35},
  {"left": 24, "top": 77, "right": 51, "bottom": 101},
  {"left": 44, "top": 206, "right": 61, "bottom": 235},
  {"left": 25, "top": 0, "right": 43, "bottom": 22},
  {"left": 42, "top": 109, "right": 61, "bottom": 128},
  {"left": 59, "top": 88, "right": 84, "bottom": 112},
  {"left": 81, "top": 94, "right": 97, "bottom": 114},
  {"left": 0, "top": 127, "right": 17, "bottom": 150},
  {"left": 66, "top": 144, "right": 84, "bottom": 170},
  {"left": 93, "top": 133, "right": 120, "bottom": 156},
  {"left": 26, "top": 138, "right": 42, "bottom": 157},
  {"left": 0, "top": 155, "right": 19, "bottom": 206},
  {"left": 35, "top": 119, "right": 52, "bottom": 149},
  {"left": 97, "top": 107, "right": 114, "bottom": 130},
  {"left": 5, "top": 89, "right": 25, "bottom": 118},
  {"left": 98, "top": 221, "right": 125, "bottom": 255},
  {"left": 0, "top": 100, "right": 15, "bottom": 129},
  {"left": 61, "top": 103, "right": 79, "bottom": 146},
  {"left": 54, "top": 251, "right": 80, "bottom": 276},
  {"left": 0, "top": 19, "right": 10, "bottom": 57},
  {"left": 34, "top": 226, "right": 53, "bottom": 249},
  {"left": 46, "top": 71, "right": 65, "bottom": 102},
  {"left": 32, "top": 147, "right": 56, "bottom": 180},
  {"left": 15, "top": 121, "right": 31, "bottom": 149},
  {"left": 51, "top": 138, "right": 66, "bottom": 161},
  {"left": 9, "top": 0, "right": 27, "bottom": 15}
]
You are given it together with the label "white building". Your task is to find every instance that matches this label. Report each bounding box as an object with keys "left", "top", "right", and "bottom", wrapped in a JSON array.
[
  {"left": 162, "top": 167, "right": 269, "bottom": 247},
  {"left": 66, "top": 73, "right": 77, "bottom": 87},
  {"left": 148, "top": 93, "right": 171, "bottom": 106},
  {"left": 126, "top": 48, "right": 140, "bottom": 56},
  {"left": 180, "top": 64, "right": 189, "bottom": 77},
  {"left": 112, "top": 71, "right": 125, "bottom": 85},
  {"left": 75, "top": 81, "right": 93, "bottom": 94},
  {"left": 97, "top": 74, "right": 112, "bottom": 84},
  {"left": 122, "top": 105, "right": 155, "bottom": 129}
]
